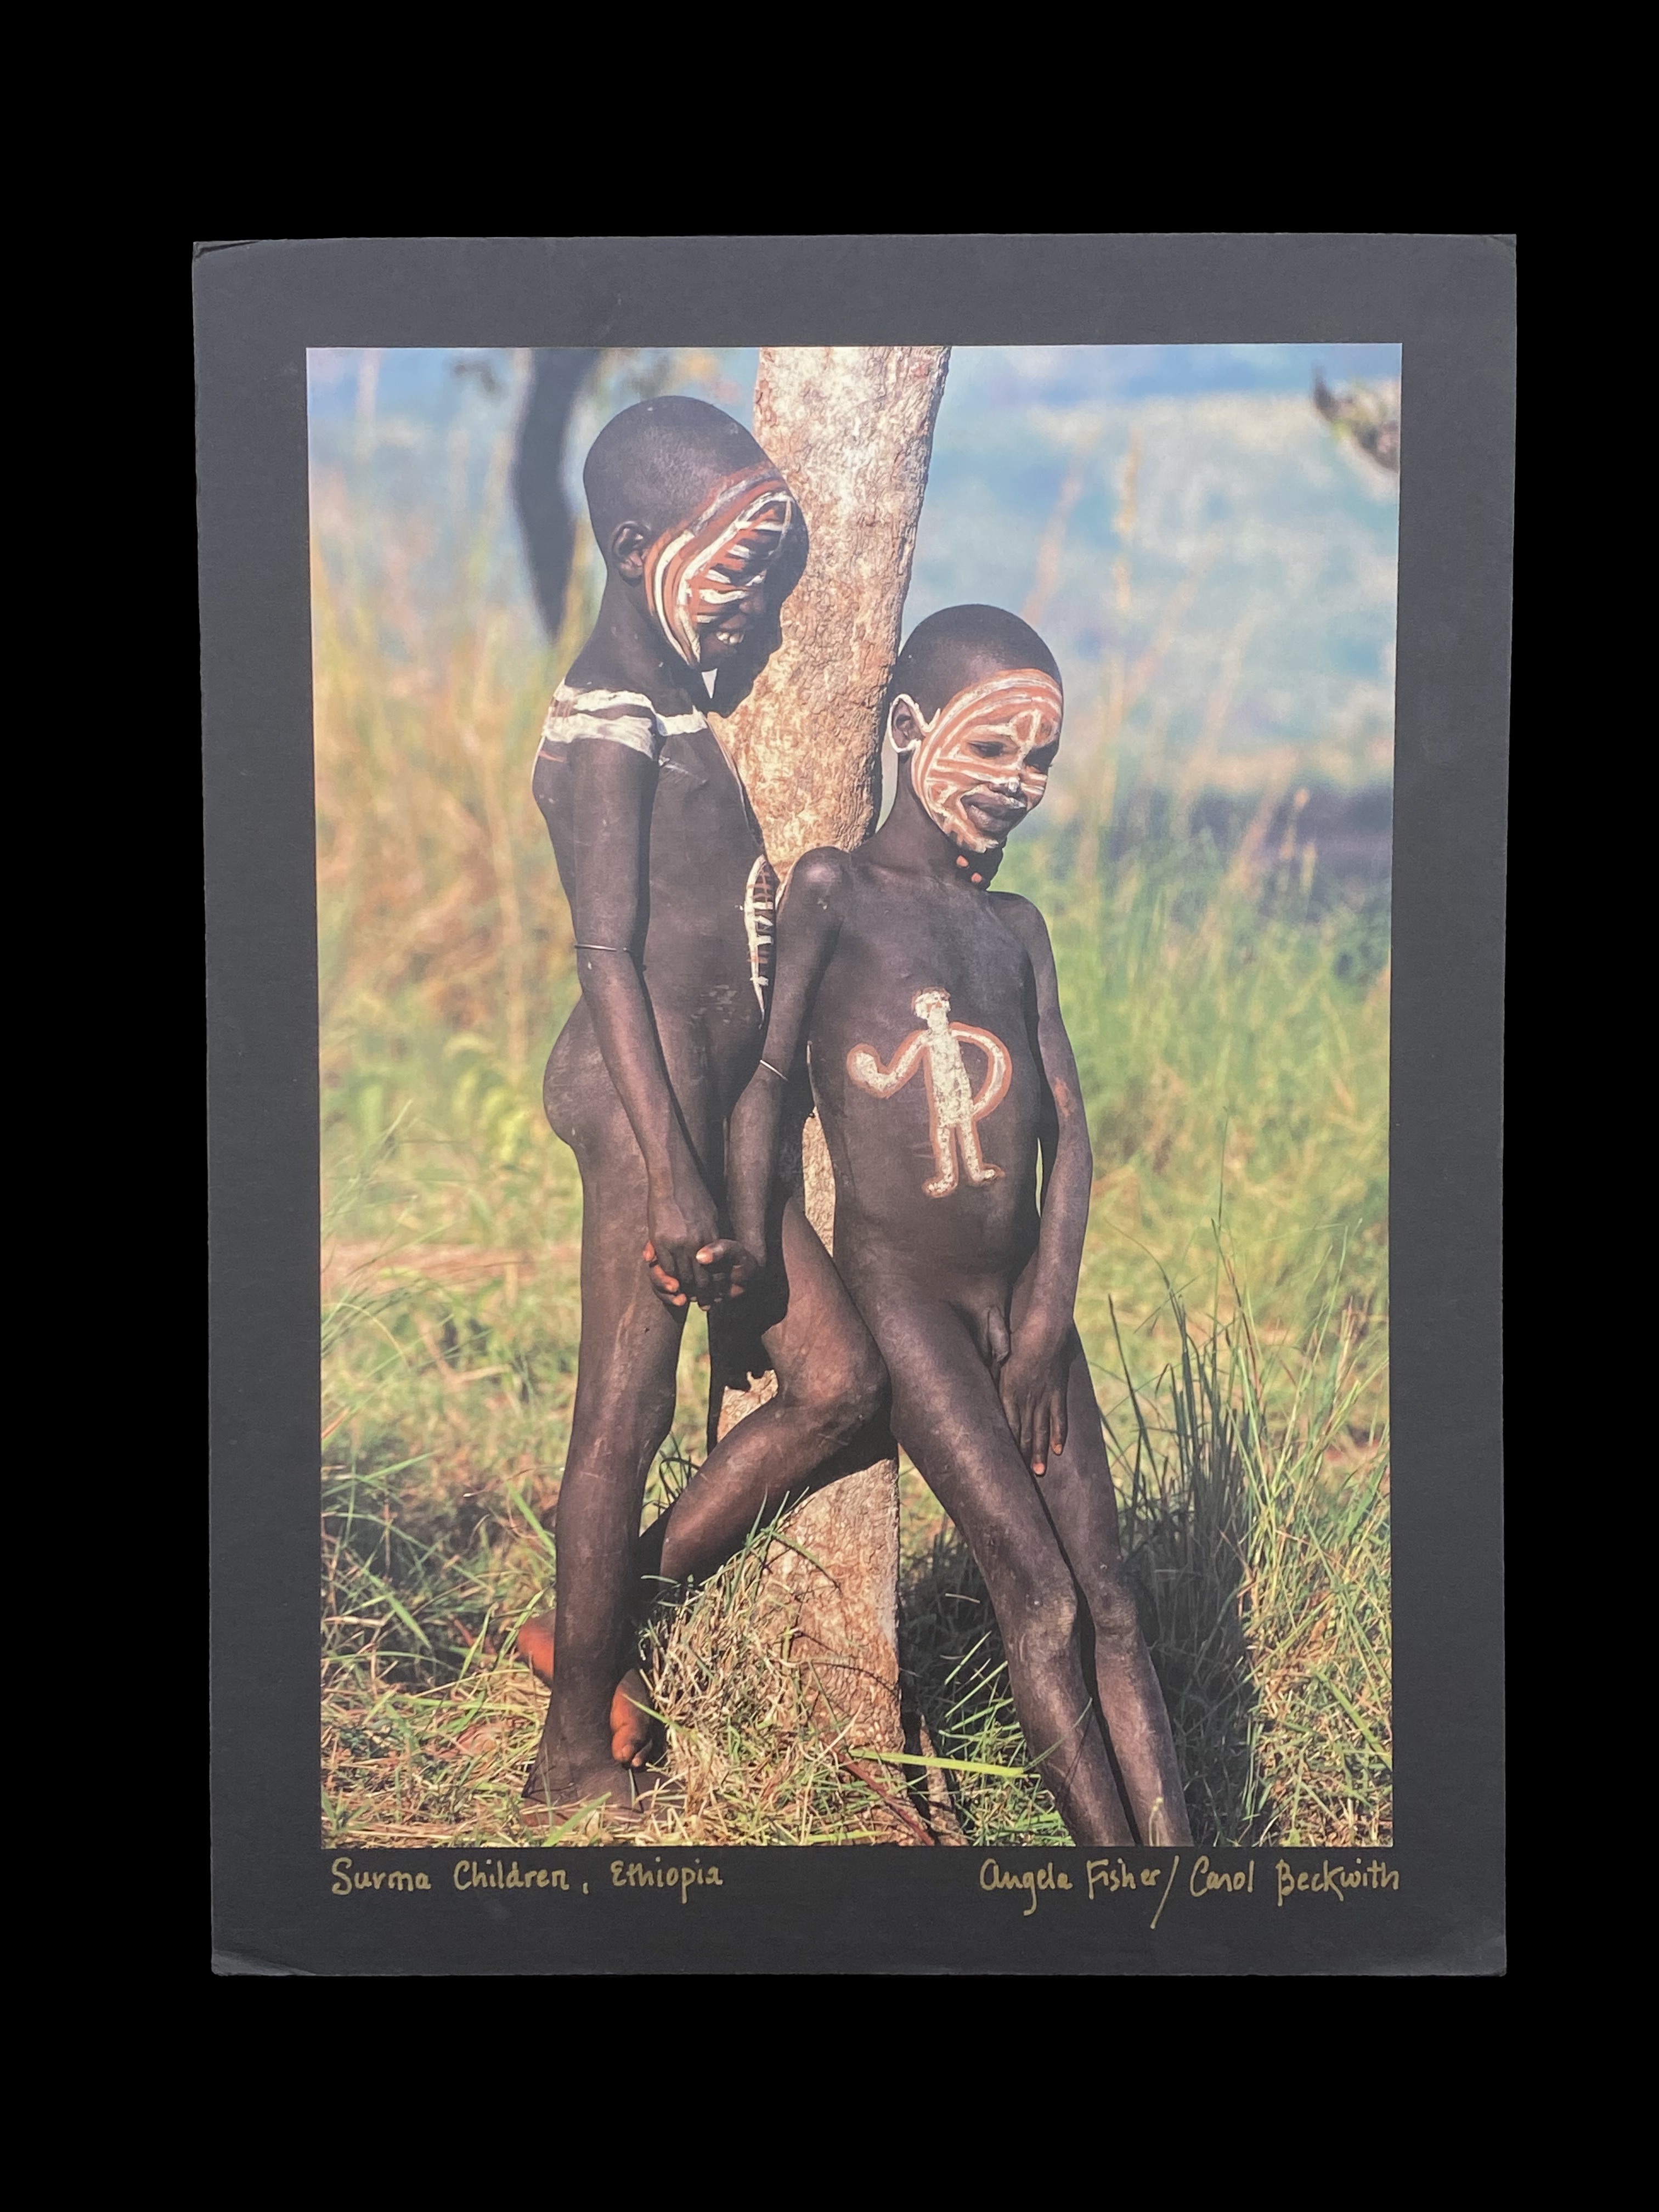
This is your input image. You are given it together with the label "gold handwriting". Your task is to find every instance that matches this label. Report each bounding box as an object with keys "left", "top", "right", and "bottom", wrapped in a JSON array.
[
  {"left": 1276, "top": 1857, "right": 1398, "bottom": 1904},
  {"left": 330, "top": 1855, "right": 433, "bottom": 1895},
  {"left": 979, "top": 1858, "right": 1074, "bottom": 1915},
  {"left": 451, "top": 1858, "right": 569, "bottom": 1892},
  {"left": 610, "top": 1858, "right": 723, "bottom": 1901},
  {"left": 1189, "top": 1855, "right": 1255, "bottom": 1897},
  {"left": 1086, "top": 1857, "right": 1164, "bottom": 1897}
]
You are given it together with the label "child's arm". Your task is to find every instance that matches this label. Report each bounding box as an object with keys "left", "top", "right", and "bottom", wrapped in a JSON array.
[
  {"left": 996, "top": 897, "right": 1093, "bottom": 1476},
  {"left": 725, "top": 848, "right": 849, "bottom": 1267},
  {"left": 561, "top": 740, "right": 741, "bottom": 1309}
]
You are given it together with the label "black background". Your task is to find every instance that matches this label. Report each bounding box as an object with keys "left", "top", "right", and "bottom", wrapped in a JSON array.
[{"left": 202, "top": 235, "right": 1509, "bottom": 1976}]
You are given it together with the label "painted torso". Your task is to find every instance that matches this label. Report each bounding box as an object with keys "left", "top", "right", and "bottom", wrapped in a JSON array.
[
  {"left": 807, "top": 857, "right": 1045, "bottom": 1290},
  {"left": 533, "top": 685, "right": 776, "bottom": 1122}
]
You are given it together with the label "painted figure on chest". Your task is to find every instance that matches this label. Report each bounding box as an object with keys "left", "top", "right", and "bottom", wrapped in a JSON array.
[
  {"left": 649, "top": 604, "right": 1193, "bottom": 1848},
  {"left": 519, "top": 398, "right": 886, "bottom": 1822}
]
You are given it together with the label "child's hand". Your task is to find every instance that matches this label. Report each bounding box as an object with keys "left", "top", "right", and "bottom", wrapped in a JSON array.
[
  {"left": 644, "top": 1235, "right": 763, "bottom": 1311},
  {"left": 642, "top": 1178, "right": 724, "bottom": 1309},
  {"left": 992, "top": 1322, "right": 1070, "bottom": 1477},
  {"left": 698, "top": 1238, "right": 764, "bottom": 1307}
]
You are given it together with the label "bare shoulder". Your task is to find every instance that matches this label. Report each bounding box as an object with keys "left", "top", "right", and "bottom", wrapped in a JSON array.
[
  {"left": 987, "top": 889, "right": 1055, "bottom": 963},
  {"left": 562, "top": 641, "right": 630, "bottom": 696},
  {"left": 783, "top": 845, "right": 854, "bottom": 914}
]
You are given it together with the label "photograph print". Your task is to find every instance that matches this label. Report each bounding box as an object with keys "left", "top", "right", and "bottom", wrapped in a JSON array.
[{"left": 313, "top": 339, "right": 1398, "bottom": 1855}]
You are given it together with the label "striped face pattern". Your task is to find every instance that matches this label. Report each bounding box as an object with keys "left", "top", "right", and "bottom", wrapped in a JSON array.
[
  {"left": 644, "top": 468, "right": 795, "bottom": 668},
  {"left": 889, "top": 669, "right": 1064, "bottom": 854}
]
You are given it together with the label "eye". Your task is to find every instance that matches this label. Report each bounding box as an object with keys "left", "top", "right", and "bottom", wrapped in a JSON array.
[
  {"left": 970, "top": 740, "right": 1013, "bottom": 759},
  {"left": 1028, "top": 743, "right": 1059, "bottom": 771}
]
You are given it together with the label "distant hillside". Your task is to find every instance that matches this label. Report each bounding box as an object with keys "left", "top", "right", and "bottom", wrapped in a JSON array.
[
  {"left": 911, "top": 358, "right": 1400, "bottom": 801},
  {"left": 308, "top": 344, "right": 1401, "bottom": 802}
]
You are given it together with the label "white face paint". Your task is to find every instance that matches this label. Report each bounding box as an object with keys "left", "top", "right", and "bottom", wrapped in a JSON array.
[
  {"left": 888, "top": 668, "right": 1064, "bottom": 854},
  {"left": 846, "top": 989, "right": 1012, "bottom": 1198},
  {"left": 642, "top": 468, "right": 794, "bottom": 669}
]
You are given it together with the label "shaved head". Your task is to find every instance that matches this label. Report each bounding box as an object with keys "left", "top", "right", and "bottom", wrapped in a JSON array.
[
  {"left": 583, "top": 396, "right": 776, "bottom": 548},
  {"left": 886, "top": 606, "right": 1064, "bottom": 855},
  {"left": 887, "top": 605, "right": 1062, "bottom": 723}
]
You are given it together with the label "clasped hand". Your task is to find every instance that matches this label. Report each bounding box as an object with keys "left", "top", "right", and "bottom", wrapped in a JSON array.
[{"left": 643, "top": 1181, "right": 760, "bottom": 1311}]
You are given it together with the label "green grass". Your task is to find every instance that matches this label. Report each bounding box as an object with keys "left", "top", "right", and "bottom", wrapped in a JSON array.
[
  {"left": 313, "top": 391, "right": 1390, "bottom": 1852},
  {"left": 318, "top": 838, "right": 1391, "bottom": 1853}
]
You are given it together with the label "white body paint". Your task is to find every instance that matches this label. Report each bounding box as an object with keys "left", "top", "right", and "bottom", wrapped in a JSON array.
[
  {"left": 744, "top": 855, "right": 777, "bottom": 1018},
  {"left": 887, "top": 668, "right": 1064, "bottom": 855},
  {"left": 847, "top": 989, "right": 1013, "bottom": 1198},
  {"left": 536, "top": 683, "right": 708, "bottom": 764}
]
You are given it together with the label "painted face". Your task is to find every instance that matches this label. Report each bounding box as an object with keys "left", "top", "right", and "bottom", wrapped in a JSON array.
[
  {"left": 889, "top": 668, "right": 1064, "bottom": 854},
  {"left": 644, "top": 467, "right": 795, "bottom": 669}
]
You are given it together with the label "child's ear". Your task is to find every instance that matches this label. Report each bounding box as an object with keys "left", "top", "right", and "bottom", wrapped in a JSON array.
[
  {"left": 608, "top": 521, "right": 650, "bottom": 583},
  {"left": 888, "top": 696, "right": 923, "bottom": 753}
]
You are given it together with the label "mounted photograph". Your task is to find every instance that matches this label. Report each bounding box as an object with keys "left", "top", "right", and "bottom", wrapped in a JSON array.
[{"left": 313, "top": 339, "right": 1400, "bottom": 1857}]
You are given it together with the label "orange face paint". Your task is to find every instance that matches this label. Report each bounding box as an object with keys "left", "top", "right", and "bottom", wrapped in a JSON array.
[
  {"left": 889, "top": 669, "right": 1063, "bottom": 854},
  {"left": 644, "top": 468, "right": 795, "bottom": 668}
]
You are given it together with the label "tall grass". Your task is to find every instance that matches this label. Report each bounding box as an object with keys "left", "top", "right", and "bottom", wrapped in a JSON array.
[{"left": 314, "top": 366, "right": 1390, "bottom": 1851}]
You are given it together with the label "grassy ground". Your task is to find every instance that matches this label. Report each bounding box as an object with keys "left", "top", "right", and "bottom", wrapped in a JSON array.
[
  {"left": 318, "top": 843, "right": 1391, "bottom": 1853},
  {"left": 314, "top": 380, "right": 1391, "bottom": 1852}
]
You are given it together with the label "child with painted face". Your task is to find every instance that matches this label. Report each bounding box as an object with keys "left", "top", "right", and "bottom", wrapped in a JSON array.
[
  {"left": 710, "top": 603, "right": 1192, "bottom": 1849},
  {"left": 520, "top": 397, "right": 885, "bottom": 1823}
]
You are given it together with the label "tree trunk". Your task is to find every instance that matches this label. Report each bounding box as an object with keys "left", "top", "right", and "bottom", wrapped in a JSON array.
[{"left": 710, "top": 347, "right": 950, "bottom": 1831}]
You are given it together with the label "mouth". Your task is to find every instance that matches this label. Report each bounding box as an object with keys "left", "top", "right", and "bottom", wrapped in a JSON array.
[
  {"left": 698, "top": 617, "right": 749, "bottom": 663},
  {"left": 961, "top": 791, "right": 1027, "bottom": 839}
]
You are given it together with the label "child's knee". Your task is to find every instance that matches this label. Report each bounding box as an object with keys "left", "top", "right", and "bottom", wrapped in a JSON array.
[
  {"left": 795, "top": 1340, "right": 888, "bottom": 1448},
  {"left": 1006, "top": 1573, "right": 1080, "bottom": 1667}
]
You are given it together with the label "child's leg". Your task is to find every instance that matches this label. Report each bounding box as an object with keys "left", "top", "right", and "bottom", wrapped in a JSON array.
[
  {"left": 640, "top": 1194, "right": 889, "bottom": 1589},
  {"left": 513, "top": 1619, "right": 654, "bottom": 1768},
  {"left": 876, "top": 1294, "right": 1136, "bottom": 1848},
  {"left": 1034, "top": 1335, "right": 1193, "bottom": 1846},
  {"left": 528, "top": 1191, "right": 888, "bottom": 1774},
  {"left": 524, "top": 1122, "right": 686, "bottom": 1816}
]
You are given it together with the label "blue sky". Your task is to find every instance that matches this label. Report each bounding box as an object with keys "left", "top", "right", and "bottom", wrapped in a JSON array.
[
  {"left": 309, "top": 343, "right": 1401, "bottom": 795},
  {"left": 307, "top": 343, "right": 1402, "bottom": 424}
]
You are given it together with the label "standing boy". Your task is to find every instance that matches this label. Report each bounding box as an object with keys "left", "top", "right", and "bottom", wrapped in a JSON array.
[
  {"left": 523, "top": 397, "right": 884, "bottom": 1821},
  {"left": 674, "top": 603, "right": 1192, "bottom": 1848}
]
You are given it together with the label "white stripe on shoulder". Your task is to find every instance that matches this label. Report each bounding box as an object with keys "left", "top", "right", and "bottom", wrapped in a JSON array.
[
  {"left": 554, "top": 683, "right": 657, "bottom": 712},
  {"left": 560, "top": 730, "right": 663, "bottom": 765},
  {"left": 540, "top": 688, "right": 661, "bottom": 761},
  {"left": 534, "top": 683, "right": 711, "bottom": 769}
]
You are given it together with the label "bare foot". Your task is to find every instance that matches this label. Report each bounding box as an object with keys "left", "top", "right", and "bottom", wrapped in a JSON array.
[
  {"left": 515, "top": 1614, "right": 661, "bottom": 1768},
  {"left": 607, "top": 1670, "right": 657, "bottom": 1767},
  {"left": 520, "top": 1748, "right": 679, "bottom": 1832}
]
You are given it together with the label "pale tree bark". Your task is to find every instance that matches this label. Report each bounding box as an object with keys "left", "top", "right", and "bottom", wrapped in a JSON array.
[{"left": 710, "top": 347, "right": 955, "bottom": 1841}]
